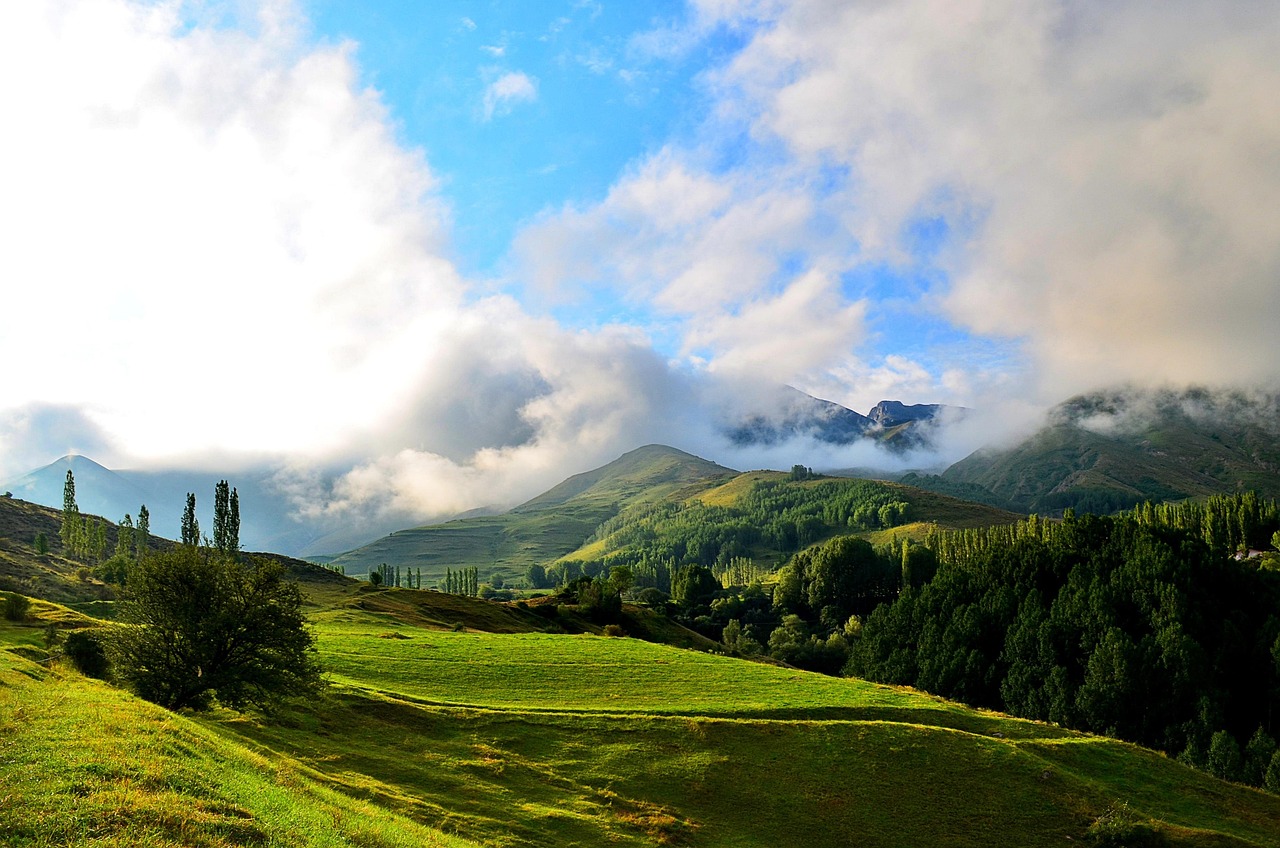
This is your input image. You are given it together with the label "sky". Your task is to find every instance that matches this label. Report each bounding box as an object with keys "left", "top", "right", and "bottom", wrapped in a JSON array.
[{"left": 2, "top": 0, "right": 1279, "bottom": 523}]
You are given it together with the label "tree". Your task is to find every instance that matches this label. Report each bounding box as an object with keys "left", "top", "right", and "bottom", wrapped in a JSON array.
[
  {"left": 60, "top": 469, "right": 80, "bottom": 554},
  {"left": 136, "top": 505, "right": 150, "bottom": 558},
  {"left": 181, "top": 493, "right": 199, "bottom": 546},
  {"left": 34, "top": 532, "right": 48, "bottom": 556},
  {"left": 1207, "top": 730, "right": 1242, "bottom": 782},
  {"left": 212, "top": 481, "right": 241, "bottom": 555},
  {"left": 2, "top": 592, "right": 31, "bottom": 622},
  {"left": 214, "top": 481, "right": 230, "bottom": 553},
  {"left": 116, "top": 514, "right": 134, "bottom": 561},
  {"left": 368, "top": 569, "right": 383, "bottom": 587},
  {"left": 64, "top": 630, "right": 109, "bottom": 679},
  {"left": 109, "top": 546, "right": 323, "bottom": 711}
]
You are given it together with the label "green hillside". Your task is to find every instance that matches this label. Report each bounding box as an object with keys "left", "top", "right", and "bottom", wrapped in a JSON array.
[
  {"left": 329, "top": 447, "right": 1019, "bottom": 589},
  {"left": 327, "top": 445, "right": 735, "bottom": 580},
  {"left": 938, "top": 387, "right": 1280, "bottom": 514},
  {"left": 5, "top": 585, "right": 1280, "bottom": 847}
]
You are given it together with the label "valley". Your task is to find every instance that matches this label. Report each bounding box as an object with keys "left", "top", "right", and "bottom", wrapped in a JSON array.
[{"left": 5, "top": 403, "right": 1280, "bottom": 846}]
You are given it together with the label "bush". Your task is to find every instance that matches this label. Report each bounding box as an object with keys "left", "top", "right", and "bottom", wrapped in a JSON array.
[
  {"left": 64, "top": 630, "right": 109, "bottom": 679},
  {"left": 2, "top": 592, "right": 31, "bottom": 621},
  {"left": 1086, "top": 803, "right": 1166, "bottom": 847},
  {"left": 109, "top": 547, "right": 323, "bottom": 711},
  {"left": 602, "top": 624, "right": 626, "bottom": 637}
]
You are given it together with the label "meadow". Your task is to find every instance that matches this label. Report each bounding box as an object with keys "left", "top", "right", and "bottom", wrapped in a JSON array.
[{"left": 5, "top": 578, "right": 1280, "bottom": 846}]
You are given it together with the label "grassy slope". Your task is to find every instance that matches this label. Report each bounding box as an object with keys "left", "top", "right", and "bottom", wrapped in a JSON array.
[
  {"left": 328, "top": 445, "right": 736, "bottom": 581},
  {"left": 4, "top": 582, "right": 1280, "bottom": 847},
  {"left": 6, "top": 496, "right": 1279, "bottom": 847}
]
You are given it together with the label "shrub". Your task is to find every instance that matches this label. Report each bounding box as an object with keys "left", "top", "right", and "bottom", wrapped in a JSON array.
[
  {"left": 64, "top": 630, "right": 109, "bottom": 679},
  {"left": 2, "top": 592, "right": 31, "bottom": 622},
  {"left": 1086, "top": 803, "right": 1166, "bottom": 847},
  {"left": 602, "top": 624, "right": 626, "bottom": 637}
]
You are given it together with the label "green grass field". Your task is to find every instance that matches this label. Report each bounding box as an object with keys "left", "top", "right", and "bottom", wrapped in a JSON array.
[{"left": 5, "top": 584, "right": 1280, "bottom": 847}]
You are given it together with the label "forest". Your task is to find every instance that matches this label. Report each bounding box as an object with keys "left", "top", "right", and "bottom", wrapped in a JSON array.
[{"left": 539, "top": 486, "right": 1280, "bottom": 790}]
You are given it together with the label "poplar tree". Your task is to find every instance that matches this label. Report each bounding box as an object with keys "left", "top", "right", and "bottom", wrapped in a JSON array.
[
  {"left": 213, "top": 481, "right": 241, "bottom": 556},
  {"left": 136, "top": 505, "right": 150, "bottom": 558},
  {"left": 60, "top": 469, "right": 80, "bottom": 553},
  {"left": 229, "top": 487, "right": 240, "bottom": 554},
  {"left": 116, "top": 515, "right": 134, "bottom": 560},
  {"left": 214, "top": 480, "right": 230, "bottom": 553},
  {"left": 181, "top": 494, "right": 199, "bottom": 546}
]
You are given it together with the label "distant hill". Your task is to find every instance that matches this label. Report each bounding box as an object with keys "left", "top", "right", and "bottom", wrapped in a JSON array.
[
  {"left": 330, "top": 445, "right": 1020, "bottom": 585},
  {"left": 940, "top": 387, "right": 1280, "bottom": 514},
  {"left": 0, "top": 456, "right": 403, "bottom": 559},
  {"left": 328, "top": 445, "right": 737, "bottom": 580}
]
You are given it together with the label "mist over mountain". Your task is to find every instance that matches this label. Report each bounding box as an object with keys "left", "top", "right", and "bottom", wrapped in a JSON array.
[{"left": 935, "top": 386, "right": 1280, "bottom": 514}]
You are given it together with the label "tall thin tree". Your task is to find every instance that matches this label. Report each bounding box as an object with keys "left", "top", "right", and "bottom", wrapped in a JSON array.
[
  {"left": 181, "top": 493, "right": 199, "bottom": 546},
  {"left": 59, "top": 469, "right": 79, "bottom": 552},
  {"left": 213, "top": 480, "right": 230, "bottom": 553},
  {"left": 136, "top": 505, "right": 150, "bottom": 558}
]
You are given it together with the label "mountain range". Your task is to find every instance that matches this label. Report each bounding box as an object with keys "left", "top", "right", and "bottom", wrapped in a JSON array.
[
  {"left": 911, "top": 387, "right": 1280, "bottom": 514},
  {"left": 6, "top": 385, "right": 1279, "bottom": 562},
  {"left": 724, "top": 386, "right": 949, "bottom": 450},
  {"left": 1, "top": 390, "right": 951, "bottom": 558}
]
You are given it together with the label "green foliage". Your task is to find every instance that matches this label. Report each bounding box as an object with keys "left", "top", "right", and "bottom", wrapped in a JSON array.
[
  {"left": 1086, "top": 802, "right": 1166, "bottom": 847},
  {"left": 33, "top": 532, "right": 47, "bottom": 556},
  {"left": 367, "top": 569, "right": 383, "bottom": 587},
  {"left": 1208, "top": 730, "right": 1242, "bottom": 782},
  {"left": 63, "top": 629, "right": 109, "bottom": 678},
  {"left": 525, "top": 563, "right": 549, "bottom": 589},
  {"left": 1243, "top": 727, "right": 1277, "bottom": 787},
  {"left": 670, "top": 564, "right": 718, "bottom": 611},
  {"left": 95, "top": 554, "right": 133, "bottom": 586},
  {"left": 59, "top": 469, "right": 77, "bottom": 553},
  {"left": 110, "top": 546, "right": 323, "bottom": 711},
  {"left": 1266, "top": 749, "right": 1280, "bottom": 793},
  {"left": 115, "top": 513, "right": 134, "bottom": 561},
  {"left": 2, "top": 592, "right": 31, "bottom": 621},
  {"left": 849, "top": 500, "right": 1280, "bottom": 771},
  {"left": 136, "top": 504, "right": 149, "bottom": 557},
  {"left": 181, "top": 493, "right": 199, "bottom": 546},
  {"left": 213, "top": 480, "right": 239, "bottom": 555}
]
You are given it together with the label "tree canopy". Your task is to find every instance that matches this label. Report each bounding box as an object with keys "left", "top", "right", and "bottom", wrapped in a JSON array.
[{"left": 110, "top": 546, "right": 322, "bottom": 711}]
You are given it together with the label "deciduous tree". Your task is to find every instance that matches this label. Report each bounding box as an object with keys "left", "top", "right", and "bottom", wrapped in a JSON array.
[{"left": 109, "top": 546, "right": 322, "bottom": 711}]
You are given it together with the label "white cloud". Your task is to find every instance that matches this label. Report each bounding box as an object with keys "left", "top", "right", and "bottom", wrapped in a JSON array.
[
  {"left": 482, "top": 71, "right": 538, "bottom": 120},
  {"left": 695, "top": 0, "right": 1280, "bottom": 400},
  {"left": 513, "top": 147, "right": 862, "bottom": 379},
  {"left": 0, "top": 0, "right": 460, "bottom": 465}
]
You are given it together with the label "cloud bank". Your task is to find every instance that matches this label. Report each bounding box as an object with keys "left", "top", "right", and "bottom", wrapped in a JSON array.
[{"left": 4, "top": 0, "right": 1279, "bottom": 532}]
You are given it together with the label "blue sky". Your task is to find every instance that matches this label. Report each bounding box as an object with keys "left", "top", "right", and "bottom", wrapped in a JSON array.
[
  {"left": 1, "top": 0, "right": 1277, "bottom": 518},
  {"left": 305, "top": 1, "right": 721, "bottom": 276}
]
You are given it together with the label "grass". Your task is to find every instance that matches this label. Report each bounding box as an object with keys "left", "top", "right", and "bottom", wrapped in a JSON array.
[
  {"left": 0, "top": 618, "right": 480, "bottom": 848},
  {"left": 5, "top": 584, "right": 1280, "bottom": 847}
]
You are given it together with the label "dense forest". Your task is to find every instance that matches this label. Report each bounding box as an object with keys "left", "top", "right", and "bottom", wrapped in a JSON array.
[
  {"left": 556, "top": 490, "right": 1280, "bottom": 788},
  {"left": 540, "top": 475, "right": 912, "bottom": 593},
  {"left": 846, "top": 494, "right": 1280, "bottom": 787}
]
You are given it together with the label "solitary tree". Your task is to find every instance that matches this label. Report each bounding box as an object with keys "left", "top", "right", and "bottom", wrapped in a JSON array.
[
  {"left": 181, "top": 494, "right": 199, "bottom": 546},
  {"left": 109, "top": 546, "right": 323, "bottom": 711}
]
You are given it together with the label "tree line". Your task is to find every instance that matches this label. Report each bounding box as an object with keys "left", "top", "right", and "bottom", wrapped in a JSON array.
[{"left": 846, "top": 495, "right": 1280, "bottom": 790}]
